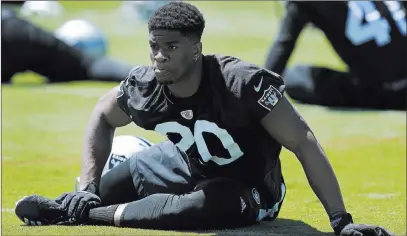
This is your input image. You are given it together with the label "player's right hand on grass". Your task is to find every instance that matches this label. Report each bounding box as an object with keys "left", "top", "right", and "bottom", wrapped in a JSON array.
[
  {"left": 55, "top": 182, "right": 101, "bottom": 224},
  {"left": 56, "top": 191, "right": 101, "bottom": 224}
]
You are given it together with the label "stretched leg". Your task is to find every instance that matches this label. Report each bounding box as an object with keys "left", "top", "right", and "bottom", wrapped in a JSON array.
[
  {"left": 284, "top": 64, "right": 407, "bottom": 110},
  {"left": 98, "top": 159, "right": 139, "bottom": 206},
  {"left": 99, "top": 140, "right": 195, "bottom": 205},
  {"left": 14, "top": 141, "right": 197, "bottom": 226},
  {"left": 88, "top": 178, "right": 259, "bottom": 230},
  {"left": 1, "top": 13, "right": 132, "bottom": 84},
  {"left": 283, "top": 65, "right": 360, "bottom": 107}
]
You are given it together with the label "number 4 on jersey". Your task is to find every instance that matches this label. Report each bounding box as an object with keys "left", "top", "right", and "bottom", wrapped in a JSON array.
[{"left": 346, "top": 1, "right": 406, "bottom": 46}]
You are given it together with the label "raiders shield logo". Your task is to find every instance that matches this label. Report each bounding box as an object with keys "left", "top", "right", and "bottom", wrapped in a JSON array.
[
  {"left": 257, "top": 85, "right": 282, "bottom": 111},
  {"left": 108, "top": 154, "right": 127, "bottom": 169},
  {"left": 180, "top": 110, "right": 193, "bottom": 120}
]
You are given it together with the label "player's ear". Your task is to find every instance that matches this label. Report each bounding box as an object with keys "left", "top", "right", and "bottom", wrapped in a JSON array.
[{"left": 193, "top": 42, "right": 202, "bottom": 60}]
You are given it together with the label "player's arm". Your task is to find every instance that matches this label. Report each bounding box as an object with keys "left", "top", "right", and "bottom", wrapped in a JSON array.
[
  {"left": 264, "top": 1, "right": 309, "bottom": 75},
  {"left": 244, "top": 71, "right": 346, "bottom": 222},
  {"left": 260, "top": 97, "right": 347, "bottom": 218},
  {"left": 245, "top": 71, "right": 394, "bottom": 234},
  {"left": 79, "top": 84, "right": 132, "bottom": 190}
]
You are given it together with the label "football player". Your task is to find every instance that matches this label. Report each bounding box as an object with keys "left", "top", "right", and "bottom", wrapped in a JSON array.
[
  {"left": 16, "top": 2, "right": 394, "bottom": 236},
  {"left": 264, "top": 1, "right": 406, "bottom": 110},
  {"left": 1, "top": 4, "right": 133, "bottom": 84}
]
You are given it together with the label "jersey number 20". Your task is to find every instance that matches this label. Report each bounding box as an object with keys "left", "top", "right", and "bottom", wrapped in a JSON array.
[
  {"left": 346, "top": 1, "right": 406, "bottom": 46},
  {"left": 155, "top": 120, "right": 244, "bottom": 166}
]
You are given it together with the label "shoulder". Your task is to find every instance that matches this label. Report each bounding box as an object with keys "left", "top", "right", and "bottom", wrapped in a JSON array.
[
  {"left": 117, "top": 65, "right": 161, "bottom": 112},
  {"left": 127, "top": 65, "right": 156, "bottom": 85},
  {"left": 205, "top": 54, "right": 284, "bottom": 97},
  {"left": 206, "top": 54, "right": 262, "bottom": 81},
  {"left": 121, "top": 65, "right": 157, "bottom": 97}
]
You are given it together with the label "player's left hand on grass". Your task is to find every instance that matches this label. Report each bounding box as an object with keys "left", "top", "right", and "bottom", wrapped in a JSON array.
[
  {"left": 331, "top": 212, "right": 394, "bottom": 236},
  {"left": 340, "top": 224, "right": 394, "bottom": 236}
]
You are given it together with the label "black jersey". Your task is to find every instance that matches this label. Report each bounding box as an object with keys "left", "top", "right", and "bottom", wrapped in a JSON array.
[
  {"left": 266, "top": 1, "right": 406, "bottom": 85},
  {"left": 117, "top": 54, "right": 285, "bottom": 188}
]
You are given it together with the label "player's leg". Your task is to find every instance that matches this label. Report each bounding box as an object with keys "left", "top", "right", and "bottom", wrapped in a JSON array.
[
  {"left": 14, "top": 139, "right": 197, "bottom": 226},
  {"left": 98, "top": 158, "right": 139, "bottom": 206},
  {"left": 87, "top": 178, "right": 261, "bottom": 230},
  {"left": 1, "top": 14, "right": 89, "bottom": 83},
  {"left": 283, "top": 64, "right": 407, "bottom": 110},
  {"left": 283, "top": 65, "right": 360, "bottom": 107},
  {"left": 98, "top": 139, "right": 196, "bottom": 205},
  {"left": 380, "top": 78, "right": 407, "bottom": 110},
  {"left": 1, "top": 14, "right": 132, "bottom": 83},
  {"left": 95, "top": 145, "right": 287, "bottom": 230}
]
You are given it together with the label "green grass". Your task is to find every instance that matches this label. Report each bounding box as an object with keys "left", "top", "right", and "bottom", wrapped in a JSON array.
[{"left": 2, "top": 1, "right": 406, "bottom": 235}]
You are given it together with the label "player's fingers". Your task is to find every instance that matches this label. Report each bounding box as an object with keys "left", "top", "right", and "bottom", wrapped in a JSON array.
[
  {"left": 375, "top": 227, "right": 394, "bottom": 236},
  {"left": 78, "top": 200, "right": 100, "bottom": 220},
  {"left": 340, "top": 229, "right": 363, "bottom": 236},
  {"left": 55, "top": 193, "right": 68, "bottom": 203},
  {"left": 75, "top": 197, "right": 98, "bottom": 219},
  {"left": 67, "top": 194, "right": 85, "bottom": 217},
  {"left": 60, "top": 193, "right": 77, "bottom": 209}
]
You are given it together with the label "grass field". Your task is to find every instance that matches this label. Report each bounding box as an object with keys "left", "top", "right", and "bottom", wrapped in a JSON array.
[{"left": 1, "top": 1, "right": 406, "bottom": 235}]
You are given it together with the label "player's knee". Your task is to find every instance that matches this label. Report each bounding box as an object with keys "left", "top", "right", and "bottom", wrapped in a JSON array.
[
  {"left": 99, "top": 159, "right": 138, "bottom": 205},
  {"left": 182, "top": 178, "right": 255, "bottom": 228}
]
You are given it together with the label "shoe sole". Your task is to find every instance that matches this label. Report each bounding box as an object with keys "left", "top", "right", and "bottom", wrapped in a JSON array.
[{"left": 15, "top": 199, "right": 45, "bottom": 226}]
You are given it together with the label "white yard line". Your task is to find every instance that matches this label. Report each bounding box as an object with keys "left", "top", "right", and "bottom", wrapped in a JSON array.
[{"left": 2, "top": 208, "right": 15, "bottom": 213}]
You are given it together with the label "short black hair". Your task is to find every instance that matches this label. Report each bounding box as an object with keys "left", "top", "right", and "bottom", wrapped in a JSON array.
[{"left": 148, "top": 1, "right": 205, "bottom": 40}]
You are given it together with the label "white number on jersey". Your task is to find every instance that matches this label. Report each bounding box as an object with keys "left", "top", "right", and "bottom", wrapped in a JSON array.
[
  {"left": 155, "top": 120, "right": 244, "bottom": 166},
  {"left": 345, "top": 1, "right": 406, "bottom": 46}
]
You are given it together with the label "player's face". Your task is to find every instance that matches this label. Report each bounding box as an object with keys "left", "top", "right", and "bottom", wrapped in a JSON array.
[{"left": 148, "top": 30, "right": 198, "bottom": 85}]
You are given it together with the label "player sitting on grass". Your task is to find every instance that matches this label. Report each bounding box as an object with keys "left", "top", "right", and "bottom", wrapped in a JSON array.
[{"left": 15, "top": 2, "right": 394, "bottom": 236}]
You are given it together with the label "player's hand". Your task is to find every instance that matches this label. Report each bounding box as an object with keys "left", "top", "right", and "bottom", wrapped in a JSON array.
[
  {"left": 55, "top": 182, "right": 99, "bottom": 204},
  {"left": 340, "top": 224, "right": 394, "bottom": 236},
  {"left": 54, "top": 183, "right": 101, "bottom": 223},
  {"left": 60, "top": 191, "right": 101, "bottom": 223},
  {"left": 331, "top": 212, "right": 394, "bottom": 236}
]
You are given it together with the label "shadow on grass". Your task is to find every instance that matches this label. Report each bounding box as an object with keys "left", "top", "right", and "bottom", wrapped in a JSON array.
[
  {"left": 17, "top": 218, "right": 333, "bottom": 236},
  {"left": 197, "top": 218, "right": 334, "bottom": 236}
]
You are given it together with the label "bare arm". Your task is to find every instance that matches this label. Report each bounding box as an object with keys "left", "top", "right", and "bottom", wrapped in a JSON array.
[
  {"left": 260, "top": 96, "right": 346, "bottom": 219},
  {"left": 79, "top": 86, "right": 132, "bottom": 190}
]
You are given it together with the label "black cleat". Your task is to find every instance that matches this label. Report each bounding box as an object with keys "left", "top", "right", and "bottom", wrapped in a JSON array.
[{"left": 15, "top": 195, "right": 73, "bottom": 226}]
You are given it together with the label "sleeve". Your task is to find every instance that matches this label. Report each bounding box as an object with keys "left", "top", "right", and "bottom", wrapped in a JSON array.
[
  {"left": 264, "top": 1, "right": 310, "bottom": 75},
  {"left": 242, "top": 69, "right": 285, "bottom": 122},
  {"left": 116, "top": 66, "right": 142, "bottom": 118},
  {"left": 116, "top": 79, "right": 132, "bottom": 117}
]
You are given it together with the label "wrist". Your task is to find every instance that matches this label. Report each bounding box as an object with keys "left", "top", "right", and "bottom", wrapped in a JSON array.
[
  {"left": 82, "top": 182, "right": 99, "bottom": 196},
  {"left": 330, "top": 212, "right": 353, "bottom": 235}
]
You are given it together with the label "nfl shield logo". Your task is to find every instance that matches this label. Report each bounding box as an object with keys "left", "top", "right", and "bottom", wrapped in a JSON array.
[{"left": 180, "top": 110, "right": 193, "bottom": 120}]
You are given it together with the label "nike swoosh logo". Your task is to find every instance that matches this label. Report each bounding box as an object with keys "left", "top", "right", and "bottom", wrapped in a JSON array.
[{"left": 254, "top": 76, "right": 263, "bottom": 92}]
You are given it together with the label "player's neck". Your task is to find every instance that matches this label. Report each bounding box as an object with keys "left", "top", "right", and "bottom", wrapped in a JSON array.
[{"left": 167, "top": 58, "right": 203, "bottom": 98}]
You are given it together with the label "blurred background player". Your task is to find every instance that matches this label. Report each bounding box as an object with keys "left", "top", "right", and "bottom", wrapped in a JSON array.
[
  {"left": 264, "top": 1, "right": 407, "bottom": 110},
  {"left": 1, "top": 2, "right": 133, "bottom": 84}
]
